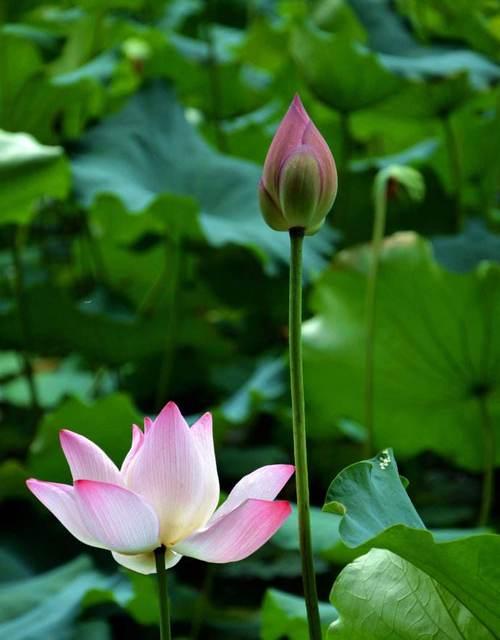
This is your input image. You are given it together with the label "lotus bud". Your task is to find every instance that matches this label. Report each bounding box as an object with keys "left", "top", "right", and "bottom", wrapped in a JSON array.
[
  {"left": 374, "top": 165, "right": 425, "bottom": 206},
  {"left": 259, "top": 95, "right": 337, "bottom": 235}
]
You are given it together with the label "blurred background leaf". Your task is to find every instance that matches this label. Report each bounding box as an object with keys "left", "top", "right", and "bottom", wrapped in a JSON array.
[{"left": 303, "top": 233, "right": 500, "bottom": 470}]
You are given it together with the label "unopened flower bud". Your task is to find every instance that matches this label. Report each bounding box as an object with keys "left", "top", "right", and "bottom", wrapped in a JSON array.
[{"left": 259, "top": 95, "right": 337, "bottom": 235}]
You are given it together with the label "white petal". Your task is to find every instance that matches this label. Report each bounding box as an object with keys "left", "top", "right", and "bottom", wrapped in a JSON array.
[
  {"left": 174, "top": 499, "right": 291, "bottom": 563},
  {"left": 59, "top": 430, "right": 122, "bottom": 484},
  {"left": 209, "top": 464, "right": 294, "bottom": 524},
  {"left": 112, "top": 549, "right": 182, "bottom": 575},
  {"left": 127, "top": 402, "right": 218, "bottom": 544},
  {"left": 74, "top": 480, "right": 160, "bottom": 554},
  {"left": 26, "top": 479, "right": 102, "bottom": 548},
  {"left": 121, "top": 425, "right": 144, "bottom": 478},
  {"left": 190, "top": 412, "right": 219, "bottom": 519}
]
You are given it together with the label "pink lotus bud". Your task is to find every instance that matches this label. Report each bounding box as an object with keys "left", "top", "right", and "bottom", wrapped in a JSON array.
[{"left": 259, "top": 95, "right": 337, "bottom": 235}]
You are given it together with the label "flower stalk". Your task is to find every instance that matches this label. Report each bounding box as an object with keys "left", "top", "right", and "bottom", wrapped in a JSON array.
[
  {"left": 365, "top": 166, "right": 425, "bottom": 457},
  {"left": 289, "top": 228, "right": 322, "bottom": 640},
  {"left": 154, "top": 546, "right": 172, "bottom": 640},
  {"left": 363, "top": 172, "right": 389, "bottom": 458}
]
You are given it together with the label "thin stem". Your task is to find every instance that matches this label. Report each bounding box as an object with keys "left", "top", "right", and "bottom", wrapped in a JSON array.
[
  {"left": 477, "top": 394, "right": 495, "bottom": 527},
  {"left": 363, "top": 177, "right": 388, "bottom": 458},
  {"left": 202, "top": 0, "right": 227, "bottom": 152},
  {"left": 442, "top": 115, "right": 464, "bottom": 232},
  {"left": 154, "top": 546, "right": 172, "bottom": 640},
  {"left": 155, "top": 235, "right": 181, "bottom": 408},
  {"left": 11, "top": 227, "right": 40, "bottom": 415},
  {"left": 288, "top": 228, "right": 322, "bottom": 640}
]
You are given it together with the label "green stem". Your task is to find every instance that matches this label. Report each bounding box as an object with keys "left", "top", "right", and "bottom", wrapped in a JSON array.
[
  {"left": 442, "top": 115, "right": 464, "bottom": 232},
  {"left": 288, "top": 229, "right": 322, "bottom": 640},
  {"left": 203, "top": 0, "right": 227, "bottom": 152},
  {"left": 363, "top": 177, "right": 388, "bottom": 458},
  {"left": 477, "top": 395, "right": 495, "bottom": 527},
  {"left": 11, "top": 227, "right": 40, "bottom": 415},
  {"left": 154, "top": 546, "right": 172, "bottom": 640},
  {"left": 155, "top": 235, "right": 181, "bottom": 407}
]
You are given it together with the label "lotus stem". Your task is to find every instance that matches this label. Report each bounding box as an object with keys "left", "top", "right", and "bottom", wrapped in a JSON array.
[
  {"left": 364, "top": 173, "right": 388, "bottom": 457},
  {"left": 288, "top": 228, "right": 322, "bottom": 640},
  {"left": 154, "top": 546, "right": 172, "bottom": 640}
]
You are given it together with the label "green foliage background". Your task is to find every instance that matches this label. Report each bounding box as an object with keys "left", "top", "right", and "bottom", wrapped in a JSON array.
[{"left": 0, "top": 0, "right": 499, "bottom": 638}]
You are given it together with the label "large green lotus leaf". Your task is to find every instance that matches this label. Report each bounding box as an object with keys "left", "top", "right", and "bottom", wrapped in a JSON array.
[
  {"left": 432, "top": 221, "right": 500, "bottom": 273},
  {"left": 312, "top": 0, "right": 367, "bottom": 41},
  {"left": 0, "top": 278, "right": 225, "bottom": 370},
  {"left": 328, "top": 548, "right": 495, "bottom": 639},
  {"left": 378, "top": 72, "right": 474, "bottom": 118},
  {"left": 0, "top": 30, "right": 104, "bottom": 142},
  {"left": 89, "top": 192, "right": 202, "bottom": 245},
  {"left": 71, "top": 81, "right": 333, "bottom": 272},
  {"left": 215, "top": 102, "right": 282, "bottom": 164},
  {"left": 324, "top": 451, "right": 500, "bottom": 636},
  {"left": 350, "top": 138, "right": 439, "bottom": 172},
  {"left": 261, "top": 589, "right": 337, "bottom": 640},
  {"left": 0, "top": 31, "right": 41, "bottom": 125},
  {"left": 0, "top": 284, "right": 169, "bottom": 364},
  {"left": 83, "top": 193, "right": 207, "bottom": 314},
  {"left": 456, "top": 96, "right": 500, "bottom": 185},
  {"left": 0, "top": 130, "right": 69, "bottom": 225},
  {"left": 240, "top": 15, "right": 290, "bottom": 74},
  {"left": 303, "top": 232, "right": 500, "bottom": 470},
  {"left": 28, "top": 393, "right": 140, "bottom": 483},
  {"left": 0, "top": 356, "right": 114, "bottom": 409},
  {"left": 348, "top": 0, "right": 500, "bottom": 88},
  {"left": 291, "top": 24, "right": 405, "bottom": 113},
  {"left": 396, "top": 0, "right": 500, "bottom": 61},
  {"left": 216, "top": 357, "right": 286, "bottom": 425},
  {"left": 163, "top": 30, "right": 271, "bottom": 120},
  {"left": 2, "top": 24, "right": 60, "bottom": 55},
  {"left": 0, "top": 555, "right": 115, "bottom": 640}
]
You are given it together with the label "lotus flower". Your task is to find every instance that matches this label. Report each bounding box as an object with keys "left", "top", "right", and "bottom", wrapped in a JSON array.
[
  {"left": 259, "top": 95, "right": 337, "bottom": 235},
  {"left": 27, "top": 402, "right": 294, "bottom": 574}
]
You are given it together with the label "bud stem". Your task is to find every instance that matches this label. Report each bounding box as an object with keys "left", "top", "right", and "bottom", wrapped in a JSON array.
[
  {"left": 154, "top": 546, "right": 172, "bottom": 640},
  {"left": 364, "top": 173, "right": 389, "bottom": 457},
  {"left": 288, "top": 228, "right": 322, "bottom": 640}
]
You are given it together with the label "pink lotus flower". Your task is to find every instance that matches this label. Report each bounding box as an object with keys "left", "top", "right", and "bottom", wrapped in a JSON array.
[
  {"left": 259, "top": 95, "right": 337, "bottom": 235},
  {"left": 27, "top": 402, "right": 294, "bottom": 574}
]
